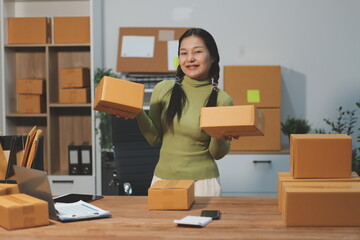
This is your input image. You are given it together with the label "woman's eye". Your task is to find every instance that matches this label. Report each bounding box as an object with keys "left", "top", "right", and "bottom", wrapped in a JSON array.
[{"left": 180, "top": 52, "right": 187, "bottom": 55}]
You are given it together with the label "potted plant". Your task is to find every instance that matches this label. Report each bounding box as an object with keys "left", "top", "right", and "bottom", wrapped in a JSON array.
[
  {"left": 281, "top": 117, "right": 311, "bottom": 142},
  {"left": 316, "top": 101, "right": 360, "bottom": 174},
  {"left": 94, "top": 68, "right": 120, "bottom": 167}
]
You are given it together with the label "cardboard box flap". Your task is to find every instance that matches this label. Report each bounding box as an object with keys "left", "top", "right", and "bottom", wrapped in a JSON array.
[{"left": 151, "top": 180, "right": 194, "bottom": 190}]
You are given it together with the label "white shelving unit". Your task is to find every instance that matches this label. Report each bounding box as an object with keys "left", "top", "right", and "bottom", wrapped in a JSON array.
[
  {"left": 218, "top": 153, "right": 290, "bottom": 196},
  {"left": 0, "top": 0, "right": 103, "bottom": 195}
]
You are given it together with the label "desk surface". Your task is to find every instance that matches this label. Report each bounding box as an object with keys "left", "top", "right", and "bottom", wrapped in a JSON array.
[{"left": 1, "top": 196, "right": 360, "bottom": 239}]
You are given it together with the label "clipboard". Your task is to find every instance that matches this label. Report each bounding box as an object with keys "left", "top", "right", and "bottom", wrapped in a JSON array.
[
  {"left": 21, "top": 126, "right": 37, "bottom": 167},
  {"left": 26, "top": 129, "right": 43, "bottom": 168}
]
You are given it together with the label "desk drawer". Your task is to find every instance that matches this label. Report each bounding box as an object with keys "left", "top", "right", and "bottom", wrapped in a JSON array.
[
  {"left": 48, "top": 175, "right": 95, "bottom": 195},
  {"left": 218, "top": 154, "right": 289, "bottom": 195}
]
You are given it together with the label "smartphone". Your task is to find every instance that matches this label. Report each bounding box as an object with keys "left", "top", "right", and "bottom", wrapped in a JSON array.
[{"left": 201, "top": 210, "right": 221, "bottom": 220}]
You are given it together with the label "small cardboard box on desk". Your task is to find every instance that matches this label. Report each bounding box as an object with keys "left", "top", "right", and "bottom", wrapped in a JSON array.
[
  {"left": 0, "top": 193, "right": 49, "bottom": 230},
  {"left": 93, "top": 76, "right": 144, "bottom": 119},
  {"left": 148, "top": 180, "right": 195, "bottom": 210},
  {"left": 200, "top": 105, "right": 265, "bottom": 138}
]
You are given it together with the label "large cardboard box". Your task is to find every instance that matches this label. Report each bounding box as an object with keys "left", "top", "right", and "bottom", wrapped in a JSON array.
[
  {"left": 224, "top": 65, "right": 281, "bottom": 108},
  {"left": 290, "top": 134, "right": 352, "bottom": 179},
  {"left": 17, "top": 94, "right": 44, "bottom": 113},
  {"left": 148, "top": 180, "right": 195, "bottom": 210},
  {"left": 16, "top": 79, "right": 45, "bottom": 94},
  {"left": 230, "top": 108, "right": 281, "bottom": 151},
  {"left": 8, "top": 17, "right": 51, "bottom": 44},
  {"left": 93, "top": 76, "right": 144, "bottom": 119},
  {"left": 54, "top": 17, "right": 90, "bottom": 44},
  {"left": 0, "top": 184, "right": 19, "bottom": 195},
  {"left": 282, "top": 182, "right": 360, "bottom": 226},
  {"left": 200, "top": 105, "right": 264, "bottom": 138},
  {"left": 59, "top": 88, "right": 90, "bottom": 104},
  {"left": 0, "top": 193, "right": 48, "bottom": 230},
  {"left": 60, "top": 68, "right": 90, "bottom": 88},
  {"left": 277, "top": 172, "right": 360, "bottom": 213}
]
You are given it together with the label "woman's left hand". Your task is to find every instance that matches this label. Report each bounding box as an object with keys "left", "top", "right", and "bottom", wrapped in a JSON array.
[{"left": 222, "top": 135, "right": 240, "bottom": 141}]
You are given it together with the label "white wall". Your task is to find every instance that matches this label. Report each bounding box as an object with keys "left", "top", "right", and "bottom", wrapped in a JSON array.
[{"left": 101, "top": 0, "right": 360, "bottom": 147}]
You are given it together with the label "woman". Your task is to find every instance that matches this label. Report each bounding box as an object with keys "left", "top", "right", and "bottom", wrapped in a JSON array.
[{"left": 136, "top": 28, "right": 234, "bottom": 196}]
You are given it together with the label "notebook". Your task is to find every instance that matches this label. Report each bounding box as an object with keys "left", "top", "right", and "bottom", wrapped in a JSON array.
[{"left": 13, "top": 165, "right": 112, "bottom": 222}]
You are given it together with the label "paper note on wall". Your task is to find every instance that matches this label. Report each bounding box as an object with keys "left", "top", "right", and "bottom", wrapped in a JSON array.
[
  {"left": 121, "top": 36, "right": 155, "bottom": 58},
  {"left": 168, "top": 40, "right": 179, "bottom": 71},
  {"left": 158, "top": 30, "right": 175, "bottom": 41},
  {"left": 247, "top": 89, "right": 260, "bottom": 103}
]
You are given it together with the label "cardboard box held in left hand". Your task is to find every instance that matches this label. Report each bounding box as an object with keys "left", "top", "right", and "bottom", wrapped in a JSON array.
[{"left": 93, "top": 76, "right": 144, "bottom": 119}]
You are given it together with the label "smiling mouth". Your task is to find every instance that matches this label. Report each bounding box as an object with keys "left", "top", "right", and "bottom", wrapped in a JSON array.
[{"left": 187, "top": 65, "right": 199, "bottom": 69}]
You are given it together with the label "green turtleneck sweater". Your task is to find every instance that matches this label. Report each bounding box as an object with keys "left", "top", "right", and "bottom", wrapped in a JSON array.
[{"left": 136, "top": 76, "right": 233, "bottom": 180}]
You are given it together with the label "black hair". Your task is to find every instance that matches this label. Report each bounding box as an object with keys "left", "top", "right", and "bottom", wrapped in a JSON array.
[{"left": 165, "top": 28, "right": 220, "bottom": 130}]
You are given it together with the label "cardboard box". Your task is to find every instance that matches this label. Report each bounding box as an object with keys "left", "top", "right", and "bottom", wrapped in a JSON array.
[
  {"left": 290, "top": 134, "right": 352, "bottom": 179},
  {"left": 148, "top": 180, "right": 195, "bottom": 210},
  {"left": 0, "top": 184, "right": 19, "bottom": 195},
  {"left": 54, "top": 17, "right": 90, "bottom": 43},
  {"left": 17, "top": 94, "right": 44, "bottom": 113},
  {"left": 16, "top": 79, "right": 45, "bottom": 94},
  {"left": 224, "top": 65, "right": 281, "bottom": 108},
  {"left": 0, "top": 193, "right": 48, "bottom": 230},
  {"left": 230, "top": 108, "right": 281, "bottom": 151},
  {"left": 60, "top": 68, "right": 90, "bottom": 88},
  {"left": 282, "top": 182, "right": 360, "bottom": 226},
  {"left": 8, "top": 17, "right": 51, "bottom": 44},
  {"left": 93, "top": 76, "right": 144, "bottom": 119},
  {"left": 200, "top": 105, "right": 264, "bottom": 138},
  {"left": 59, "top": 88, "right": 90, "bottom": 104},
  {"left": 277, "top": 172, "right": 360, "bottom": 213}
]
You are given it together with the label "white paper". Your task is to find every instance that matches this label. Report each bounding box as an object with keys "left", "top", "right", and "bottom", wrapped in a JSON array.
[
  {"left": 167, "top": 40, "right": 179, "bottom": 71},
  {"left": 55, "top": 200, "right": 111, "bottom": 221},
  {"left": 174, "top": 216, "right": 212, "bottom": 227},
  {"left": 121, "top": 36, "right": 155, "bottom": 58}
]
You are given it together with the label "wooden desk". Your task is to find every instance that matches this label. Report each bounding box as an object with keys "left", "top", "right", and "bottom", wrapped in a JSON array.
[{"left": 1, "top": 196, "right": 359, "bottom": 239}]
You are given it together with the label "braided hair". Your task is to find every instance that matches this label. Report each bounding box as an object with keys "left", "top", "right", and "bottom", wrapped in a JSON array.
[{"left": 165, "top": 28, "right": 220, "bottom": 130}]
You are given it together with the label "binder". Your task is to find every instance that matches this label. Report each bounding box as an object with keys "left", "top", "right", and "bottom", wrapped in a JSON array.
[
  {"left": 68, "top": 145, "right": 80, "bottom": 175},
  {"left": 80, "top": 145, "right": 92, "bottom": 175}
]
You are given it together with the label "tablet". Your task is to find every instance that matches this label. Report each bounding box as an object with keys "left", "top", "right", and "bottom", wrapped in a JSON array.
[{"left": 53, "top": 193, "right": 103, "bottom": 203}]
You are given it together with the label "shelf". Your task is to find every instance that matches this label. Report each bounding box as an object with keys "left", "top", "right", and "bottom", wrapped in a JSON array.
[
  {"left": 49, "top": 103, "right": 91, "bottom": 108},
  {"left": 229, "top": 148, "right": 290, "bottom": 155},
  {"left": 5, "top": 43, "right": 90, "bottom": 48},
  {"left": 6, "top": 113, "right": 47, "bottom": 118}
]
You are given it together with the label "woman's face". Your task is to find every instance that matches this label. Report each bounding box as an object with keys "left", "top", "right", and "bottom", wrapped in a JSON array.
[{"left": 179, "top": 35, "right": 214, "bottom": 80}]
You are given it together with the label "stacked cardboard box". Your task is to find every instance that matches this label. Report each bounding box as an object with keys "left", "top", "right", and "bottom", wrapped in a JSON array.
[
  {"left": 278, "top": 134, "right": 358, "bottom": 226},
  {"left": 59, "top": 68, "right": 90, "bottom": 103},
  {"left": 8, "top": 17, "right": 51, "bottom": 44},
  {"left": 224, "top": 65, "right": 281, "bottom": 150},
  {"left": 53, "top": 17, "right": 90, "bottom": 44},
  {"left": 16, "top": 79, "right": 45, "bottom": 113}
]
